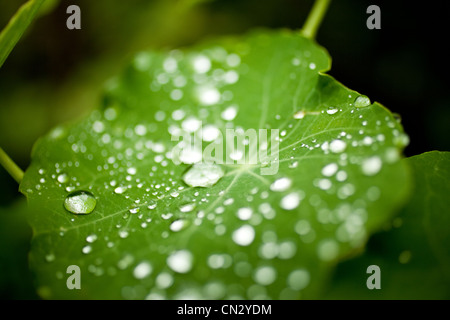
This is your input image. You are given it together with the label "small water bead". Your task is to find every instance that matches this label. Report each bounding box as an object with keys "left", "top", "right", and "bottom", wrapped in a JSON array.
[
  {"left": 280, "top": 192, "right": 303, "bottom": 210},
  {"left": 317, "top": 239, "right": 339, "bottom": 261},
  {"left": 64, "top": 191, "right": 97, "bottom": 215},
  {"left": 270, "top": 177, "right": 292, "bottom": 192},
  {"left": 287, "top": 269, "right": 310, "bottom": 290},
  {"left": 232, "top": 224, "right": 255, "bottom": 246},
  {"left": 199, "top": 87, "right": 221, "bottom": 106},
  {"left": 329, "top": 139, "right": 347, "bottom": 153},
  {"left": 182, "top": 163, "right": 224, "bottom": 188},
  {"left": 133, "top": 261, "right": 152, "bottom": 279},
  {"left": 361, "top": 156, "right": 382, "bottom": 176},
  {"left": 237, "top": 207, "right": 253, "bottom": 221},
  {"left": 167, "top": 250, "right": 193, "bottom": 274},
  {"left": 192, "top": 55, "right": 211, "bottom": 73},
  {"left": 253, "top": 266, "right": 277, "bottom": 286},
  {"left": 293, "top": 110, "right": 305, "bottom": 119},
  {"left": 201, "top": 125, "right": 220, "bottom": 142},
  {"left": 114, "top": 186, "right": 127, "bottom": 194},
  {"left": 86, "top": 234, "right": 98, "bottom": 243},
  {"left": 326, "top": 107, "right": 339, "bottom": 115},
  {"left": 321, "top": 163, "right": 338, "bottom": 177},
  {"left": 170, "top": 219, "right": 189, "bottom": 232},
  {"left": 57, "top": 173, "right": 69, "bottom": 184},
  {"left": 221, "top": 105, "right": 238, "bottom": 121},
  {"left": 129, "top": 207, "right": 140, "bottom": 214},
  {"left": 156, "top": 272, "right": 174, "bottom": 289},
  {"left": 82, "top": 245, "right": 92, "bottom": 254},
  {"left": 354, "top": 95, "right": 371, "bottom": 108},
  {"left": 179, "top": 203, "right": 196, "bottom": 213}
]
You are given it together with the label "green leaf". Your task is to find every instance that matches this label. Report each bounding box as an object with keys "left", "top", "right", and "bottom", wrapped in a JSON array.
[
  {"left": 0, "top": 0, "right": 46, "bottom": 68},
  {"left": 20, "top": 30, "right": 411, "bottom": 299},
  {"left": 324, "top": 151, "right": 450, "bottom": 299}
]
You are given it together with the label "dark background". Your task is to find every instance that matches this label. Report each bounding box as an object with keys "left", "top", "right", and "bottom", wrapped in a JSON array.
[{"left": 0, "top": 0, "right": 449, "bottom": 299}]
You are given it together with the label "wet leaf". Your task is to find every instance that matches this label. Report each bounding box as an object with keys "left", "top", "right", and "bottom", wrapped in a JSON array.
[
  {"left": 324, "top": 151, "right": 450, "bottom": 299},
  {"left": 20, "top": 30, "right": 410, "bottom": 299}
]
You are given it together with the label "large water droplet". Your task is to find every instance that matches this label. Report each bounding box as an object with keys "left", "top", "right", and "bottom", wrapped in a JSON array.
[
  {"left": 64, "top": 191, "right": 96, "bottom": 215},
  {"left": 182, "top": 163, "right": 224, "bottom": 188},
  {"left": 354, "top": 95, "right": 371, "bottom": 108}
]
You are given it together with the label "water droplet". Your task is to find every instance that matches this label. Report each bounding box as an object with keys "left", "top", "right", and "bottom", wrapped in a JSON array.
[
  {"left": 326, "top": 107, "right": 339, "bottom": 115},
  {"left": 321, "top": 163, "right": 338, "bottom": 177},
  {"left": 253, "top": 266, "right": 277, "bottom": 286},
  {"left": 237, "top": 207, "right": 253, "bottom": 221},
  {"left": 280, "top": 192, "right": 302, "bottom": 210},
  {"left": 201, "top": 125, "right": 220, "bottom": 142},
  {"left": 86, "top": 234, "right": 98, "bottom": 243},
  {"left": 180, "top": 203, "right": 196, "bottom": 213},
  {"left": 64, "top": 191, "right": 96, "bottom": 215},
  {"left": 82, "top": 245, "right": 92, "bottom": 254},
  {"left": 309, "top": 62, "right": 316, "bottom": 70},
  {"left": 57, "top": 173, "right": 69, "bottom": 184},
  {"left": 232, "top": 225, "right": 255, "bottom": 246},
  {"left": 170, "top": 219, "right": 189, "bottom": 232},
  {"left": 199, "top": 87, "right": 221, "bottom": 106},
  {"left": 287, "top": 269, "right": 310, "bottom": 290},
  {"left": 167, "top": 250, "right": 193, "bottom": 273},
  {"left": 156, "top": 272, "right": 174, "bottom": 289},
  {"left": 361, "top": 156, "right": 382, "bottom": 176},
  {"left": 354, "top": 95, "right": 371, "bottom": 108},
  {"left": 192, "top": 55, "right": 211, "bottom": 74},
  {"left": 182, "top": 163, "right": 224, "bottom": 188},
  {"left": 114, "top": 186, "right": 128, "bottom": 194},
  {"left": 129, "top": 207, "right": 140, "bottom": 214},
  {"left": 293, "top": 110, "right": 305, "bottom": 119},
  {"left": 317, "top": 239, "right": 339, "bottom": 261},
  {"left": 221, "top": 105, "right": 237, "bottom": 121},
  {"left": 329, "top": 139, "right": 347, "bottom": 153},
  {"left": 133, "top": 261, "right": 152, "bottom": 279},
  {"left": 179, "top": 147, "right": 203, "bottom": 164},
  {"left": 270, "top": 177, "right": 292, "bottom": 192}
]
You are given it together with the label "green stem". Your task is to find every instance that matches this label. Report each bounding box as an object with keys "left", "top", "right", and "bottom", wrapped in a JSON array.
[
  {"left": 0, "top": 147, "right": 24, "bottom": 184},
  {"left": 301, "top": 0, "right": 331, "bottom": 40}
]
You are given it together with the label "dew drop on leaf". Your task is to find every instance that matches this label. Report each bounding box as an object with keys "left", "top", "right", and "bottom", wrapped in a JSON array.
[
  {"left": 354, "top": 95, "right": 371, "bottom": 108},
  {"left": 182, "top": 163, "right": 224, "bottom": 187},
  {"left": 64, "top": 191, "right": 97, "bottom": 215}
]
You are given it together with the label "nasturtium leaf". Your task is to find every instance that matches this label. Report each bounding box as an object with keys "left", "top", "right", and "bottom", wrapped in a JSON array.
[
  {"left": 20, "top": 30, "right": 411, "bottom": 299},
  {"left": 324, "top": 151, "right": 450, "bottom": 299}
]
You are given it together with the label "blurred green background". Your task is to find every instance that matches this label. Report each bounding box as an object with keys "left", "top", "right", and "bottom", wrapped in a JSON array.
[{"left": 1, "top": 0, "right": 449, "bottom": 299}]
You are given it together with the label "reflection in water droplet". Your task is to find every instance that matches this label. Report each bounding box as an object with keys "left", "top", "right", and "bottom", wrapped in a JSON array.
[
  {"left": 354, "top": 95, "right": 371, "bottom": 108},
  {"left": 64, "top": 191, "right": 96, "bottom": 215},
  {"left": 182, "top": 163, "right": 224, "bottom": 188}
]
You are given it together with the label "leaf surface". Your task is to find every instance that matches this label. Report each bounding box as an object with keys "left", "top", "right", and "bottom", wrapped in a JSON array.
[{"left": 20, "top": 30, "right": 411, "bottom": 299}]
